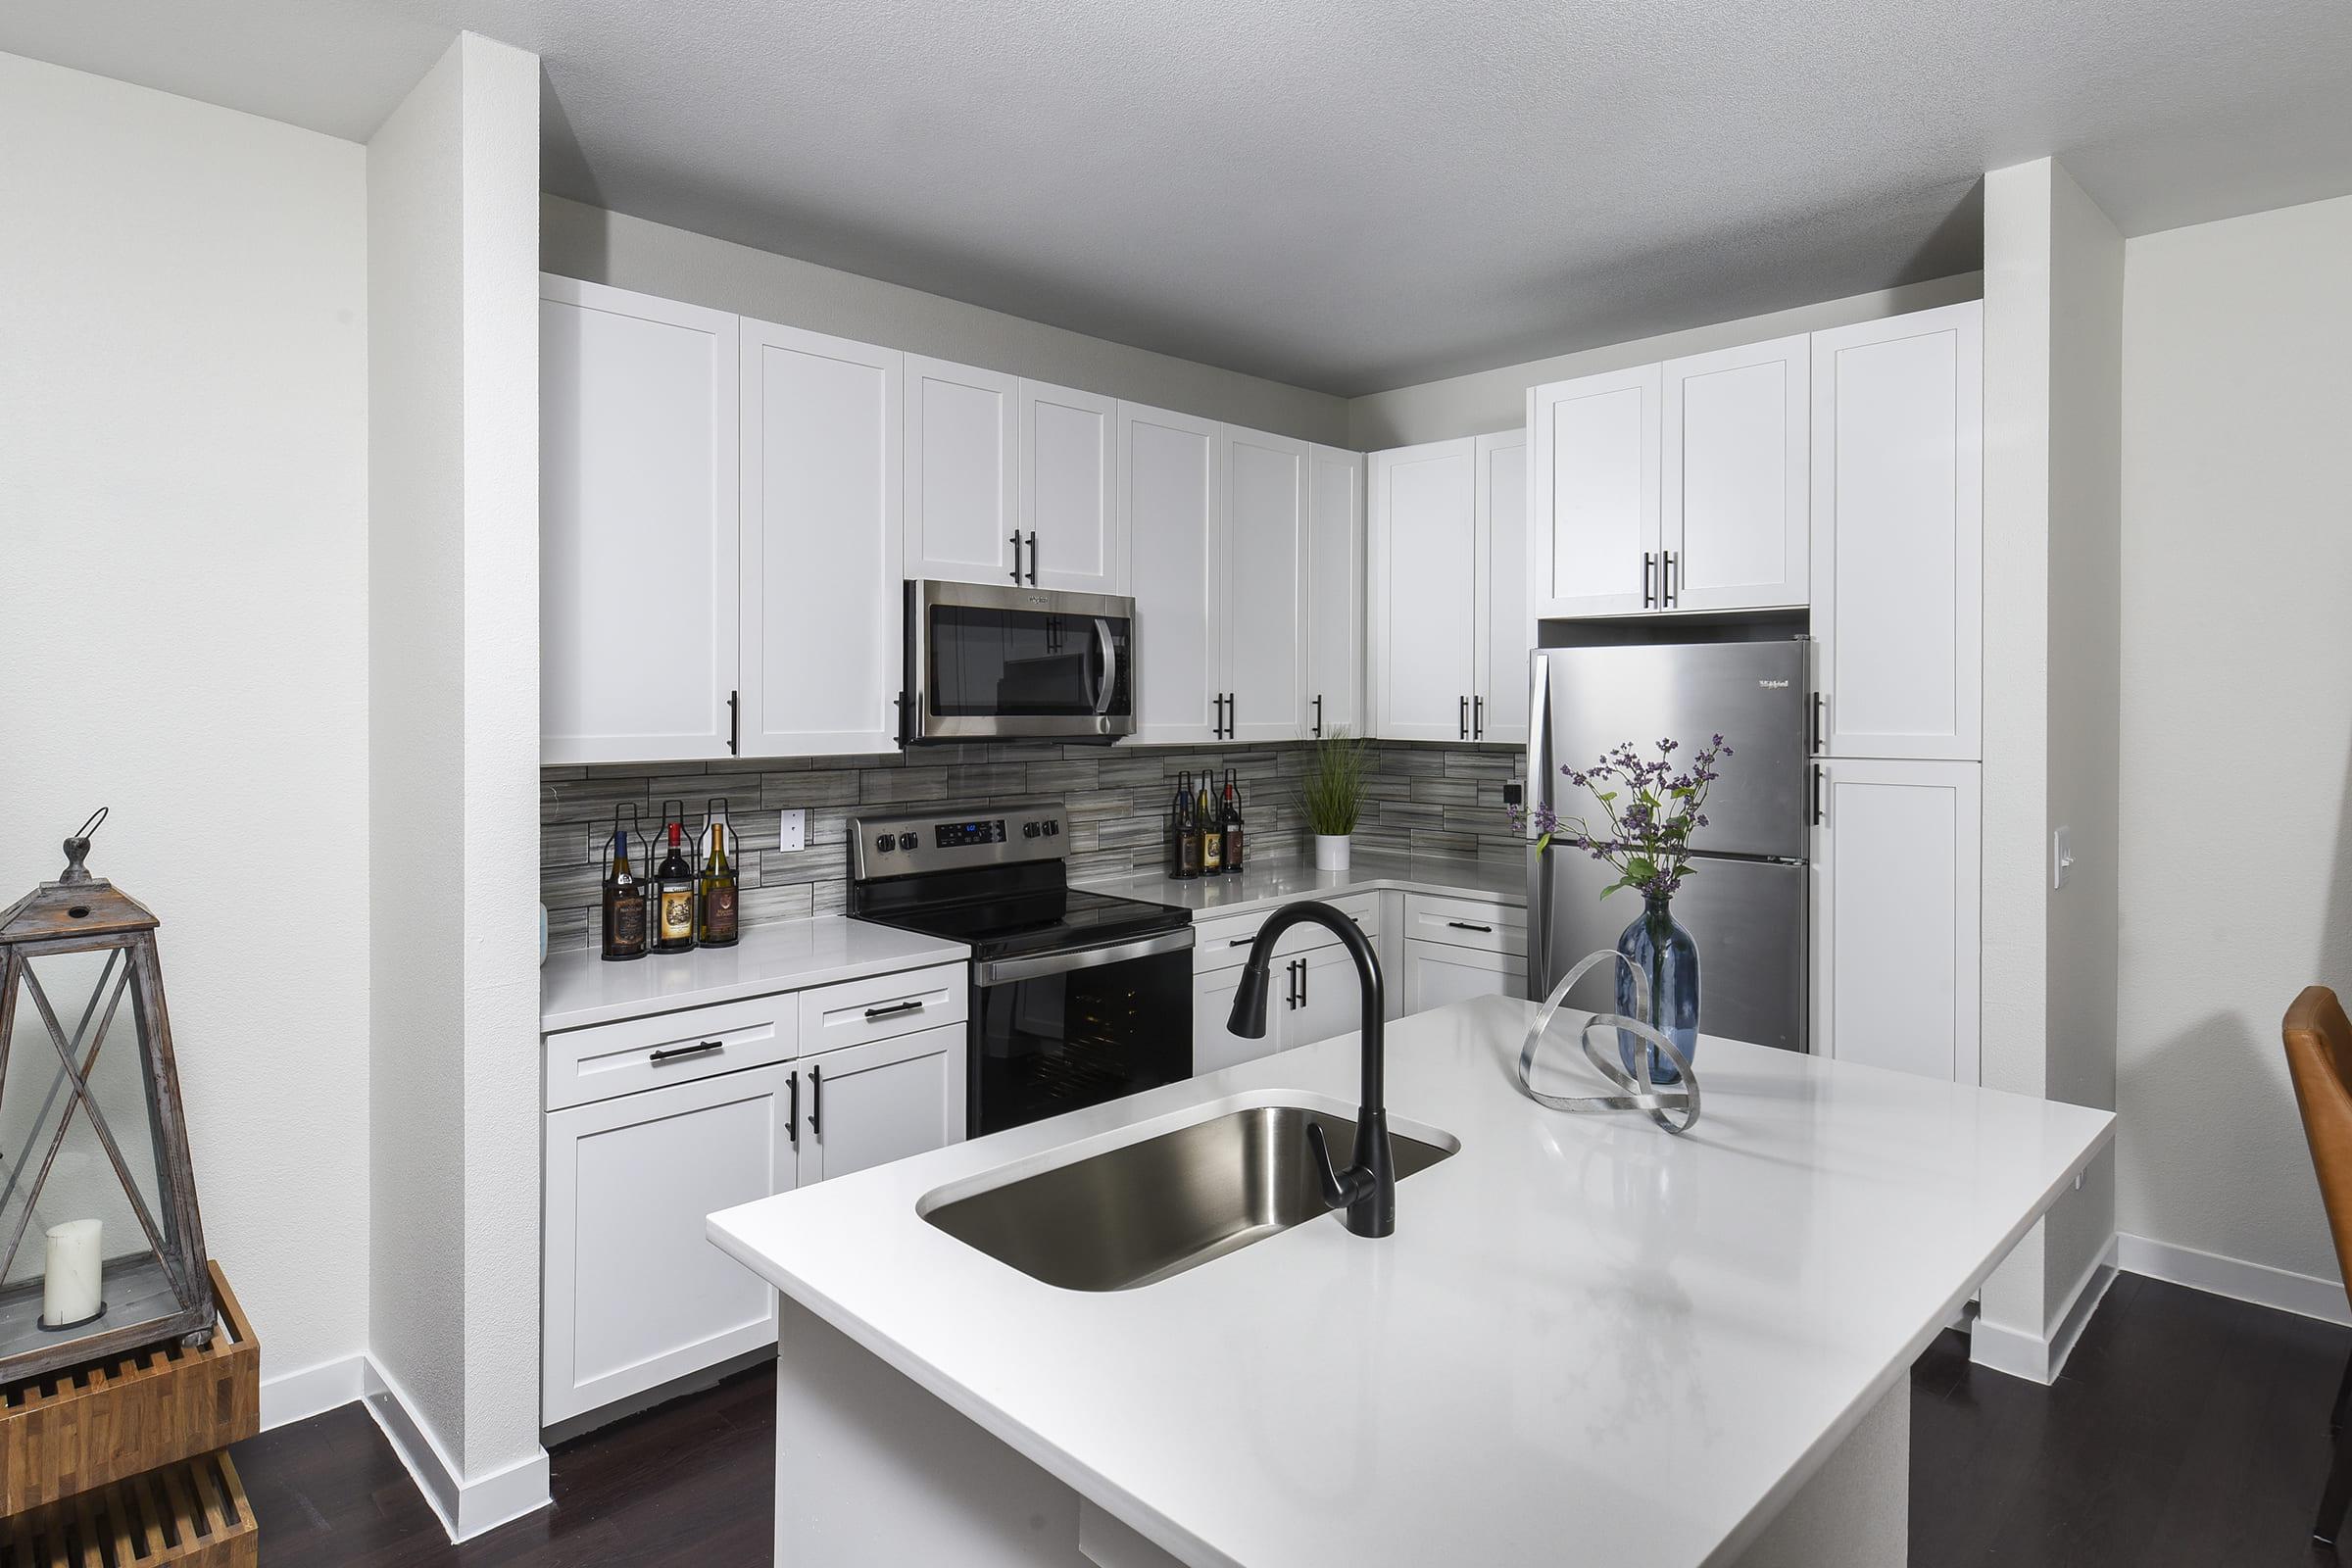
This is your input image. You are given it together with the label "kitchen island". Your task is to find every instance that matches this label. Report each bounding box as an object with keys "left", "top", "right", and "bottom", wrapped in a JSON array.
[{"left": 709, "top": 994, "right": 2113, "bottom": 1567}]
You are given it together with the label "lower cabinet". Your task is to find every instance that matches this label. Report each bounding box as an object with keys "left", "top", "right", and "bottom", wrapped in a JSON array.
[
  {"left": 543, "top": 1061, "right": 799, "bottom": 1425},
  {"left": 799, "top": 1023, "right": 965, "bottom": 1182},
  {"left": 1401, "top": 940, "right": 1528, "bottom": 1013},
  {"left": 1192, "top": 964, "right": 1271, "bottom": 1076}
]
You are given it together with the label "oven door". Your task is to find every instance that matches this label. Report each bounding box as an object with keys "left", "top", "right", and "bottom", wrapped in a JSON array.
[
  {"left": 967, "top": 930, "right": 1193, "bottom": 1136},
  {"left": 906, "top": 580, "right": 1135, "bottom": 742}
]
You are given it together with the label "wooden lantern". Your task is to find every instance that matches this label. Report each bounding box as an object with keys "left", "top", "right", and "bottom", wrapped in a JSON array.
[{"left": 0, "top": 810, "right": 213, "bottom": 1383}]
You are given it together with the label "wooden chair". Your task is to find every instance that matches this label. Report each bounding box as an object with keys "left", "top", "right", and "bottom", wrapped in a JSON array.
[{"left": 2285, "top": 986, "right": 2352, "bottom": 1546}]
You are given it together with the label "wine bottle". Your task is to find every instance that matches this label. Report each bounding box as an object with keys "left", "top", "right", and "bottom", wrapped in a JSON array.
[
  {"left": 1200, "top": 774, "right": 1223, "bottom": 875},
  {"left": 600, "top": 826, "right": 649, "bottom": 961},
  {"left": 653, "top": 821, "right": 698, "bottom": 953},
  {"left": 1222, "top": 768, "right": 1246, "bottom": 873},
  {"left": 1171, "top": 771, "right": 1198, "bottom": 879},
  {"left": 698, "top": 812, "right": 740, "bottom": 948}
]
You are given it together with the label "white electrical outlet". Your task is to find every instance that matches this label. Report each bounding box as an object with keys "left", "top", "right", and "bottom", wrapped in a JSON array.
[
  {"left": 2052, "top": 825, "right": 2075, "bottom": 890},
  {"left": 780, "top": 808, "right": 808, "bottom": 853}
]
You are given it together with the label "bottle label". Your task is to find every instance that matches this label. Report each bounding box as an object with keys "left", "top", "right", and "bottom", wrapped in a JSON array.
[
  {"left": 1203, "top": 830, "right": 1222, "bottom": 870},
  {"left": 1226, "top": 827, "right": 1244, "bottom": 869},
  {"left": 1180, "top": 838, "right": 1200, "bottom": 874},
  {"left": 608, "top": 897, "right": 646, "bottom": 949},
  {"left": 659, "top": 890, "right": 695, "bottom": 941},
  {"left": 704, "top": 885, "right": 738, "bottom": 941}
]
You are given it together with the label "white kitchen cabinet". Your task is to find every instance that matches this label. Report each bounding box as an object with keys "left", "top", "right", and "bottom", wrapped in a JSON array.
[
  {"left": 1369, "top": 438, "right": 1479, "bottom": 741},
  {"left": 1809, "top": 758, "right": 1981, "bottom": 1083},
  {"left": 542, "top": 1061, "right": 798, "bottom": 1424},
  {"left": 737, "top": 318, "right": 905, "bottom": 757},
  {"left": 1222, "top": 427, "right": 1309, "bottom": 743},
  {"left": 1474, "top": 430, "right": 1530, "bottom": 744},
  {"left": 1401, "top": 941, "right": 1528, "bottom": 1014},
  {"left": 904, "top": 356, "right": 1020, "bottom": 586},
  {"left": 1019, "top": 380, "right": 1122, "bottom": 592},
  {"left": 540, "top": 277, "right": 739, "bottom": 763},
  {"left": 1529, "top": 365, "right": 1661, "bottom": 618},
  {"left": 1305, "top": 444, "right": 1365, "bottom": 739},
  {"left": 1193, "top": 964, "right": 1274, "bottom": 1076},
  {"left": 1124, "top": 403, "right": 1225, "bottom": 744},
  {"left": 1286, "top": 945, "right": 1370, "bottom": 1049},
  {"left": 1662, "top": 335, "right": 1809, "bottom": 612},
  {"left": 1810, "top": 303, "right": 1984, "bottom": 760},
  {"left": 799, "top": 1023, "right": 965, "bottom": 1184}
]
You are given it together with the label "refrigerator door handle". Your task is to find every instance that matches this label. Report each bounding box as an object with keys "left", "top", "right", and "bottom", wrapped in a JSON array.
[{"left": 1811, "top": 762, "right": 1826, "bottom": 827}]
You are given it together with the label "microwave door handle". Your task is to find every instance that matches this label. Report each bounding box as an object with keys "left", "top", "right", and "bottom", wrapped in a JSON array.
[{"left": 1092, "top": 618, "right": 1118, "bottom": 715}]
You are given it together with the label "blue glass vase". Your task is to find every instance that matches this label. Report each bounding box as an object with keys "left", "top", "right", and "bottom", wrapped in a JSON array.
[{"left": 1615, "top": 894, "right": 1699, "bottom": 1085}]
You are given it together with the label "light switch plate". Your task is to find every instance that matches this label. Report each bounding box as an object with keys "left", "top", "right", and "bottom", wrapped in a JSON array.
[
  {"left": 780, "top": 808, "right": 808, "bottom": 853},
  {"left": 2052, "top": 825, "right": 2074, "bottom": 889}
]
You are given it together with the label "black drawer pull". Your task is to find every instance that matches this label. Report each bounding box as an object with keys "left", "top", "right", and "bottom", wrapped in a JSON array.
[
  {"left": 649, "top": 1040, "right": 724, "bottom": 1063},
  {"left": 863, "top": 1000, "right": 925, "bottom": 1020},
  {"left": 1446, "top": 920, "right": 1494, "bottom": 933}
]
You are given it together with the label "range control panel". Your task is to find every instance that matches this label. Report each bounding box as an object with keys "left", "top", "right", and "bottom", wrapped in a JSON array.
[{"left": 851, "top": 801, "right": 1069, "bottom": 880}]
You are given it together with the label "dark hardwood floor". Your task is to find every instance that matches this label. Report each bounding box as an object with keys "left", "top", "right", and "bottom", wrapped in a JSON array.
[{"left": 237, "top": 1272, "right": 2351, "bottom": 1566}]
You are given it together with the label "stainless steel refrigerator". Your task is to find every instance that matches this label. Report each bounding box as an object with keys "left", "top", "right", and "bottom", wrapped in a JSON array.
[{"left": 1526, "top": 639, "right": 1811, "bottom": 1053}]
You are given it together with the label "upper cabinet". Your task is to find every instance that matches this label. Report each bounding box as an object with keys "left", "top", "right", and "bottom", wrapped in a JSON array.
[
  {"left": 1473, "top": 430, "right": 1530, "bottom": 745},
  {"left": 903, "top": 357, "right": 1019, "bottom": 587},
  {"left": 1368, "top": 433, "right": 1528, "bottom": 745},
  {"left": 1810, "top": 303, "right": 1983, "bottom": 761},
  {"left": 1019, "top": 380, "right": 1123, "bottom": 593},
  {"left": 738, "top": 318, "right": 905, "bottom": 758},
  {"left": 1305, "top": 445, "right": 1365, "bottom": 739},
  {"left": 540, "top": 277, "right": 740, "bottom": 764},
  {"left": 1530, "top": 336, "right": 1808, "bottom": 618},
  {"left": 1124, "top": 404, "right": 1224, "bottom": 745},
  {"left": 1662, "top": 335, "right": 1809, "bottom": 612},
  {"left": 1222, "top": 428, "right": 1309, "bottom": 744}
]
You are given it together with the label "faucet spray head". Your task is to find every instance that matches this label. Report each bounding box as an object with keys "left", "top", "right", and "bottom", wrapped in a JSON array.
[{"left": 1227, "top": 958, "right": 1273, "bottom": 1039}]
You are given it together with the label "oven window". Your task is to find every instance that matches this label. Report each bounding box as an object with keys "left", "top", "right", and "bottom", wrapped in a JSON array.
[
  {"left": 971, "top": 946, "right": 1191, "bottom": 1136},
  {"left": 929, "top": 607, "right": 1131, "bottom": 718}
]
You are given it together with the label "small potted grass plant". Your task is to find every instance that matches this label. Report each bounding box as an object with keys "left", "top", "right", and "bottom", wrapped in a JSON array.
[{"left": 1300, "top": 730, "right": 1373, "bottom": 871}]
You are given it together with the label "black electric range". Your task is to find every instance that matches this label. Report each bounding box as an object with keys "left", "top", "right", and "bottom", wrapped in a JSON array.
[{"left": 848, "top": 801, "right": 1194, "bottom": 1135}]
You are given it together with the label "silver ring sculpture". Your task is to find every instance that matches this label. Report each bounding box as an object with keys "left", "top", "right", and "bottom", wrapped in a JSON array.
[{"left": 1516, "top": 949, "right": 1701, "bottom": 1135}]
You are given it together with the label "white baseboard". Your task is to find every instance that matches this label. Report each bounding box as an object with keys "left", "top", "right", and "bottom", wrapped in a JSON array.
[
  {"left": 2117, "top": 1232, "right": 2352, "bottom": 1327},
  {"left": 1970, "top": 1237, "right": 2118, "bottom": 1385},
  {"left": 261, "top": 1352, "right": 368, "bottom": 1432},
  {"left": 358, "top": 1357, "right": 551, "bottom": 1542}
]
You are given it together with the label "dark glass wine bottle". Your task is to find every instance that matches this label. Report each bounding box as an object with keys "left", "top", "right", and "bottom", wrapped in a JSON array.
[
  {"left": 653, "top": 821, "right": 698, "bottom": 953},
  {"left": 1222, "top": 768, "right": 1246, "bottom": 873},
  {"left": 1171, "top": 771, "right": 1198, "bottom": 879},
  {"left": 600, "top": 827, "right": 649, "bottom": 961},
  {"left": 698, "top": 814, "right": 740, "bottom": 948},
  {"left": 1199, "top": 773, "right": 1223, "bottom": 875}
]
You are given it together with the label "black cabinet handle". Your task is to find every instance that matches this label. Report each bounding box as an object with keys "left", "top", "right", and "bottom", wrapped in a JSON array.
[
  {"left": 1227, "top": 692, "right": 1237, "bottom": 737},
  {"left": 1025, "top": 530, "right": 1039, "bottom": 585},
  {"left": 808, "top": 1063, "right": 823, "bottom": 1138},
  {"left": 649, "top": 1040, "right": 723, "bottom": 1064},
  {"left": 1662, "top": 549, "right": 1679, "bottom": 608},
  {"left": 1229, "top": 935, "right": 1256, "bottom": 947},
  {"left": 863, "top": 1000, "right": 924, "bottom": 1020},
  {"left": 1811, "top": 763, "right": 1826, "bottom": 827},
  {"left": 1298, "top": 956, "right": 1307, "bottom": 1006},
  {"left": 787, "top": 1070, "right": 800, "bottom": 1151},
  {"left": 1313, "top": 694, "right": 1323, "bottom": 738},
  {"left": 1643, "top": 551, "right": 1657, "bottom": 608},
  {"left": 1459, "top": 696, "right": 1469, "bottom": 740},
  {"left": 727, "top": 689, "right": 739, "bottom": 757},
  {"left": 1810, "top": 691, "right": 1826, "bottom": 755},
  {"left": 1007, "top": 531, "right": 1022, "bottom": 584},
  {"left": 1446, "top": 920, "right": 1494, "bottom": 933},
  {"left": 1474, "top": 696, "right": 1484, "bottom": 739}
]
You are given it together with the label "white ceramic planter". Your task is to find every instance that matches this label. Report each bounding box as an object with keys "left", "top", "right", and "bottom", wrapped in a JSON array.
[{"left": 1314, "top": 834, "right": 1351, "bottom": 872}]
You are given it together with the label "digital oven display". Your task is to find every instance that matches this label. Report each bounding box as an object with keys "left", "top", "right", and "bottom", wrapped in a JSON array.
[{"left": 934, "top": 818, "right": 1006, "bottom": 848}]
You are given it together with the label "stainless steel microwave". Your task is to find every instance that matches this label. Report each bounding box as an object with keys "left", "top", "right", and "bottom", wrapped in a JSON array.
[{"left": 902, "top": 581, "right": 1136, "bottom": 743}]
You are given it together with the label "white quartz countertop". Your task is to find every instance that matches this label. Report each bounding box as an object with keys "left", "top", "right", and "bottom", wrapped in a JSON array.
[
  {"left": 710, "top": 996, "right": 2113, "bottom": 1568},
  {"left": 1077, "top": 850, "right": 1526, "bottom": 916},
  {"left": 540, "top": 917, "right": 969, "bottom": 1033}
]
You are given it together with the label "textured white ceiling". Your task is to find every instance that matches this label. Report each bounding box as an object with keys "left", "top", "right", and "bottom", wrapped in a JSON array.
[{"left": 8, "top": 0, "right": 2350, "bottom": 394}]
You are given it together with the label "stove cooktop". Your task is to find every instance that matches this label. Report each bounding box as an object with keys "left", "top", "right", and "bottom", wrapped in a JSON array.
[{"left": 859, "top": 886, "right": 1191, "bottom": 963}]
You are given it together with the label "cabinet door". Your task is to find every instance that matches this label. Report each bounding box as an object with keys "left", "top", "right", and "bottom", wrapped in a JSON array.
[
  {"left": 1400, "top": 940, "right": 1528, "bottom": 1015},
  {"left": 540, "top": 277, "right": 738, "bottom": 763},
  {"left": 542, "top": 1062, "right": 797, "bottom": 1423},
  {"left": 1222, "top": 427, "right": 1309, "bottom": 743},
  {"left": 905, "top": 356, "right": 1019, "bottom": 586},
  {"left": 738, "top": 319, "right": 904, "bottom": 757},
  {"left": 1305, "top": 445, "right": 1365, "bottom": 739},
  {"left": 1194, "top": 964, "right": 1275, "bottom": 1077},
  {"left": 1530, "top": 365, "right": 1661, "bottom": 618},
  {"left": 801, "top": 1023, "right": 965, "bottom": 1184},
  {"left": 1369, "top": 439, "right": 1478, "bottom": 741},
  {"left": 1810, "top": 303, "right": 1983, "bottom": 760},
  {"left": 1285, "top": 945, "right": 1370, "bottom": 1050},
  {"left": 1662, "top": 335, "right": 1809, "bottom": 612},
  {"left": 1810, "top": 758, "right": 1981, "bottom": 1083},
  {"left": 1123, "top": 404, "right": 1224, "bottom": 744},
  {"left": 1473, "top": 429, "right": 1530, "bottom": 744},
  {"left": 1020, "top": 379, "right": 1122, "bottom": 593}
]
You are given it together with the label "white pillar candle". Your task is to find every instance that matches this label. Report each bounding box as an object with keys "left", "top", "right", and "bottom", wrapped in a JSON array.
[{"left": 42, "top": 1218, "right": 103, "bottom": 1327}]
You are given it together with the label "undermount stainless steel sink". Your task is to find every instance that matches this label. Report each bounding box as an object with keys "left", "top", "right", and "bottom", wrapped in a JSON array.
[{"left": 919, "top": 1103, "right": 1456, "bottom": 1291}]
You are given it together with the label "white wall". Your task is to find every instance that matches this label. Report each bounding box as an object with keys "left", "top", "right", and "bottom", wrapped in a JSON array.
[
  {"left": 2117, "top": 193, "right": 2352, "bottom": 1295},
  {"left": 368, "top": 31, "right": 547, "bottom": 1537},
  {"left": 0, "top": 53, "right": 370, "bottom": 1378},
  {"left": 542, "top": 195, "right": 1348, "bottom": 447},
  {"left": 1346, "top": 273, "right": 1984, "bottom": 449}
]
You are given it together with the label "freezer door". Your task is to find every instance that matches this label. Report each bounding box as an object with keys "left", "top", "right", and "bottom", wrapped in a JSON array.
[
  {"left": 1529, "top": 848, "right": 1807, "bottom": 1054},
  {"left": 1532, "top": 642, "right": 1808, "bottom": 859}
]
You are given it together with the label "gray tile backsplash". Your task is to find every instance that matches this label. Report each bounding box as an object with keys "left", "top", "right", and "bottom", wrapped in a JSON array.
[{"left": 541, "top": 741, "right": 1526, "bottom": 954}]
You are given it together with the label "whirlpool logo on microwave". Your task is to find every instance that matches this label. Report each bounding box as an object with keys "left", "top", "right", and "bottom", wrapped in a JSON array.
[{"left": 1757, "top": 679, "right": 1791, "bottom": 689}]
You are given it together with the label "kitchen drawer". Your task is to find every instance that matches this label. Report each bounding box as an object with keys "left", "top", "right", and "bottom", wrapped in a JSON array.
[
  {"left": 1401, "top": 893, "right": 1526, "bottom": 956},
  {"left": 800, "top": 962, "right": 968, "bottom": 1057},
  {"left": 1195, "top": 891, "right": 1381, "bottom": 973},
  {"left": 545, "top": 993, "right": 799, "bottom": 1111}
]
